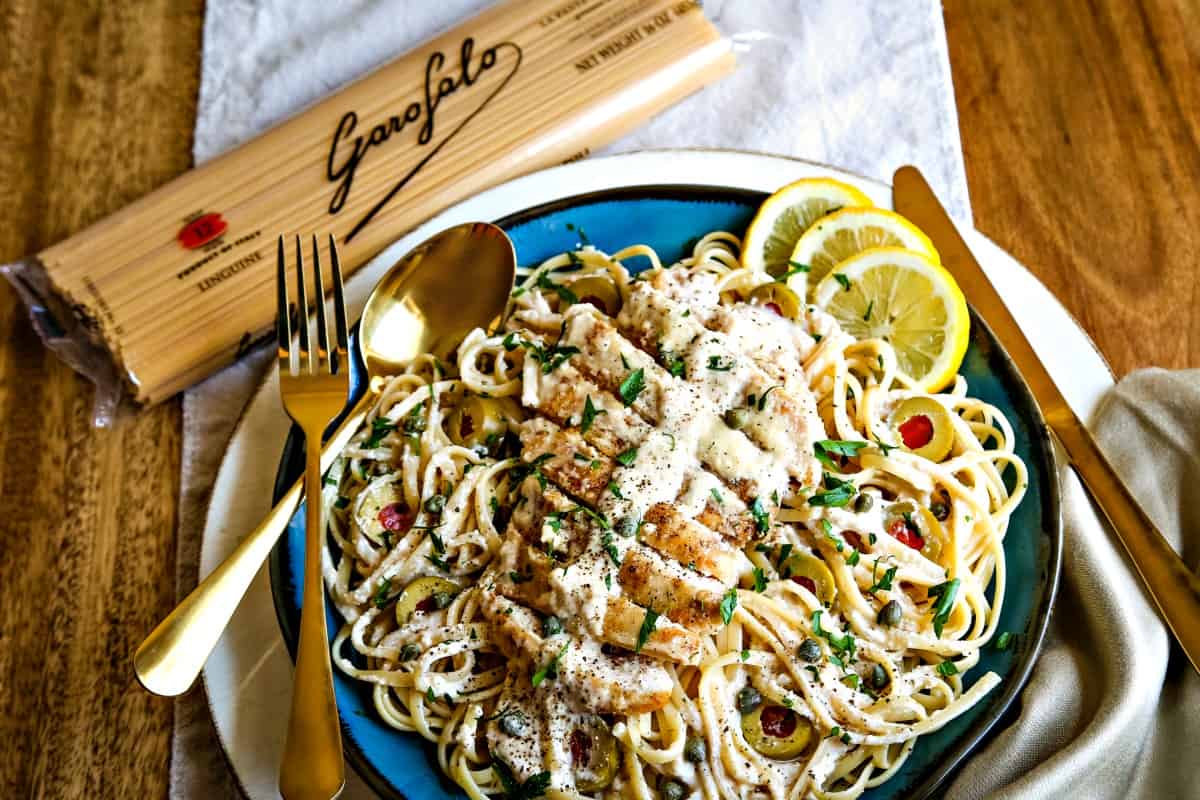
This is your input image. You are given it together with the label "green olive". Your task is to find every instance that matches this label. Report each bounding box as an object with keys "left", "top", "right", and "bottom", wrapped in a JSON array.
[
  {"left": 890, "top": 397, "right": 955, "bottom": 462},
  {"left": 797, "top": 638, "right": 821, "bottom": 663},
  {"left": 684, "top": 736, "right": 707, "bottom": 763},
  {"left": 781, "top": 551, "right": 838, "bottom": 605},
  {"left": 747, "top": 283, "right": 802, "bottom": 320},
  {"left": 736, "top": 685, "right": 762, "bottom": 714},
  {"left": 448, "top": 395, "right": 520, "bottom": 449},
  {"left": 886, "top": 501, "right": 944, "bottom": 560},
  {"left": 394, "top": 576, "right": 460, "bottom": 624},
  {"left": 741, "top": 704, "right": 814, "bottom": 760},
  {"left": 354, "top": 475, "right": 407, "bottom": 546},
  {"left": 565, "top": 275, "right": 622, "bottom": 316},
  {"left": 724, "top": 406, "right": 751, "bottom": 429},
  {"left": 571, "top": 716, "right": 618, "bottom": 792},
  {"left": 877, "top": 600, "right": 902, "bottom": 627}
]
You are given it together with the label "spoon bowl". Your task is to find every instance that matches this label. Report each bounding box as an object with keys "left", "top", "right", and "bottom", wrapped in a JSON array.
[
  {"left": 133, "top": 222, "right": 515, "bottom": 698},
  {"left": 359, "top": 221, "right": 515, "bottom": 380}
]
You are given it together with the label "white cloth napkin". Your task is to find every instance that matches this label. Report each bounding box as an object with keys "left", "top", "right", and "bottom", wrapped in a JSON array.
[{"left": 173, "top": 1, "right": 975, "bottom": 796}]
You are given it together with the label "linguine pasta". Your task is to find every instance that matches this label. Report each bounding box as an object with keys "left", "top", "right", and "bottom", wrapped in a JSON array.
[{"left": 319, "top": 231, "right": 1025, "bottom": 799}]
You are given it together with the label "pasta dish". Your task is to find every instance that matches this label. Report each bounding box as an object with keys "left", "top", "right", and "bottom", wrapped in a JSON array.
[{"left": 319, "top": 218, "right": 1025, "bottom": 798}]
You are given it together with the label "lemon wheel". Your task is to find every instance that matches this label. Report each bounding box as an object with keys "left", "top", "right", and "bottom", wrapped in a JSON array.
[
  {"left": 786, "top": 208, "right": 940, "bottom": 298},
  {"left": 812, "top": 247, "right": 969, "bottom": 391},
  {"left": 741, "top": 178, "right": 873, "bottom": 278}
]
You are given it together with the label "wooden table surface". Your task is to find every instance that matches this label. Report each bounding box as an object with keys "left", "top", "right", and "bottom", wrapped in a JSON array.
[{"left": 0, "top": 1, "right": 1194, "bottom": 797}]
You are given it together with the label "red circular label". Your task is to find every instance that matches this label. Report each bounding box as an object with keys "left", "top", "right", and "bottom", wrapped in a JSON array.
[{"left": 177, "top": 212, "right": 227, "bottom": 249}]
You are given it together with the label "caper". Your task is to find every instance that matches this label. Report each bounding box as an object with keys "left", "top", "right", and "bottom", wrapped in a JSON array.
[
  {"left": 498, "top": 711, "right": 528, "bottom": 737},
  {"left": 423, "top": 494, "right": 447, "bottom": 515},
  {"left": 736, "top": 685, "right": 762, "bottom": 714},
  {"left": 870, "top": 663, "right": 889, "bottom": 690},
  {"left": 399, "top": 642, "right": 421, "bottom": 661},
  {"left": 797, "top": 638, "right": 821, "bottom": 663},
  {"left": 432, "top": 591, "right": 454, "bottom": 610},
  {"left": 724, "top": 406, "right": 751, "bottom": 429},
  {"left": 615, "top": 515, "right": 639, "bottom": 538},
  {"left": 853, "top": 493, "right": 874, "bottom": 513},
  {"left": 877, "top": 600, "right": 902, "bottom": 627},
  {"left": 543, "top": 615, "right": 563, "bottom": 636},
  {"left": 930, "top": 500, "right": 950, "bottom": 521},
  {"left": 660, "top": 779, "right": 687, "bottom": 800},
  {"left": 684, "top": 736, "right": 707, "bottom": 763}
]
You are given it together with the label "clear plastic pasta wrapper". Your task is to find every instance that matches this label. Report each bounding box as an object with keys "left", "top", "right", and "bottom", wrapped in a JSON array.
[{"left": 1, "top": 0, "right": 737, "bottom": 426}]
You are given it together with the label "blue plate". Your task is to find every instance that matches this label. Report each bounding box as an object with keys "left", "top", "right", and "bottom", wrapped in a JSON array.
[{"left": 270, "top": 186, "right": 1062, "bottom": 800}]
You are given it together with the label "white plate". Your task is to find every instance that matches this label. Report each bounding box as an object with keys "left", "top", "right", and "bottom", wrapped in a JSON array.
[{"left": 199, "top": 149, "right": 1113, "bottom": 799}]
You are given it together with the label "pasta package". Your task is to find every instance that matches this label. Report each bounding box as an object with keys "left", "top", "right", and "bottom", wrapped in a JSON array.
[{"left": 1, "top": 0, "right": 734, "bottom": 423}]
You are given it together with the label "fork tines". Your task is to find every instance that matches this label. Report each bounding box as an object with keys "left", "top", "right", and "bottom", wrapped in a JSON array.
[{"left": 276, "top": 235, "right": 349, "bottom": 377}]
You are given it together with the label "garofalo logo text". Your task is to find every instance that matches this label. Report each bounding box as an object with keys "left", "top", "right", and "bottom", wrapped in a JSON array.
[{"left": 326, "top": 37, "right": 523, "bottom": 242}]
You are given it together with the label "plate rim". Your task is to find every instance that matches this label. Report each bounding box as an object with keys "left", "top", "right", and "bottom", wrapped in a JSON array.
[{"left": 267, "top": 181, "right": 1063, "bottom": 800}]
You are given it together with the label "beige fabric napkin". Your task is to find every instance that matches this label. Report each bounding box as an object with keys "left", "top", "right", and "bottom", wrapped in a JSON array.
[{"left": 949, "top": 368, "right": 1199, "bottom": 799}]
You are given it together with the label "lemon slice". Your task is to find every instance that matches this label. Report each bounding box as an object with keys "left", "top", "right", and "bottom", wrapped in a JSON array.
[
  {"left": 786, "top": 208, "right": 940, "bottom": 298},
  {"left": 742, "top": 178, "right": 873, "bottom": 278},
  {"left": 812, "top": 247, "right": 969, "bottom": 391}
]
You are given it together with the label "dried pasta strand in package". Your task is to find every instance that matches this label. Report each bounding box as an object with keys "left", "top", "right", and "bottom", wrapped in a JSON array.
[{"left": 1, "top": 0, "right": 735, "bottom": 426}]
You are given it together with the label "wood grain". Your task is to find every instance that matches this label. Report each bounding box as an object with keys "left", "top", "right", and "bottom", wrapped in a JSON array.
[
  {"left": 0, "top": 2, "right": 203, "bottom": 798},
  {"left": 945, "top": 0, "right": 1200, "bottom": 376},
  {"left": 0, "top": 1, "right": 1194, "bottom": 798}
]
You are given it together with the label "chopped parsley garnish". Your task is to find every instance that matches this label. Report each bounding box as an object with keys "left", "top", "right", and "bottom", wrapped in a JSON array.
[
  {"left": 811, "top": 609, "right": 856, "bottom": 662},
  {"left": 777, "top": 261, "right": 811, "bottom": 282},
  {"left": 749, "top": 497, "right": 770, "bottom": 534},
  {"left": 618, "top": 367, "right": 645, "bottom": 405},
  {"left": 863, "top": 300, "right": 874, "bottom": 321},
  {"left": 509, "top": 571, "right": 532, "bottom": 584},
  {"left": 995, "top": 631, "right": 1014, "bottom": 651},
  {"left": 580, "top": 395, "right": 605, "bottom": 434},
  {"left": 604, "top": 572, "right": 612, "bottom": 589},
  {"left": 778, "top": 543, "right": 793, "bottom": 568},
  {"left": 752, "top": 567, "right": 767, "bottom": 592},
  {"left": 607, "top": 481, "right": 624, "bottom": 499},
  {"left": 813, "top": 439, "right": 868, "bottom": 471},
  {"left": 600, "top": 529, "right": 622, "bottom": 567},
  {"left": 846, "top": 549, "right": 860, "bottom": 567},
  {"left": 834, "top": 273, "right": 851, "bottom": 291},
  {"left": 535, "top": 272, "right": 578, "bottom": 304},
  {"left": 720, "top": 588, "right": 738, "bottom": 625},
  {"left": 635, "top": 608, "right": 660, "bottom": 652},
  {"left": 427, "top": 554, "right": 450, "bottom": 572},
  {"left": 334, "top": 495, "right": 350, "bottom": 509},
  {"left": 928, "top": 578, "right": 961, "bottom": 637},
  {"left": 710, "top": 488, "right": 724, "bottom": 506},
  {"left": 756, "top": 385, "right": 781, "bottom": 411},
  {"left": 531, "top": 642, "right": 569, "bottom": 687},
  {"left": 841, "top": 674, "right": 860, "bottom": 689},
  {"left": 937, "top": 660, "right": 959, "bottom": 677},
  {"left": 706, "top": 355, "right": 735, "bottom": 371},
  {"left": 429, "top": 530, "right": 445, "bottom": 554},
  {"left": 373, "top": 578, "right": 393, "bottom": 608},
  {"left": 426, "top": 687, "right": 436, "bottom": 702},
  {"left": 364, "top": 417, "right": 396, "bottom": 448},
  {"left": 615, "top": 447, "right": 638, "bottom": 467},
  {"left": 507, "top": 325, "right": 580, "bottom": 374},
  {"left": 661, "top": 350, "right": 686, "bottom": 378},
  {"left": 867, "top": 561, "right": 898, "bottom": 595},
  {"left": 808, "top": 473, "right": 857, "bottom": 507},
  {"left": 493, "top": 759, "right": 552, "bottom": 799}
]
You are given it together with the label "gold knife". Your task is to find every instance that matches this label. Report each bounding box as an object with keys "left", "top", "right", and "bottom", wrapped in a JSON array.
[{"left": 893, "top": 165, "right": 1200, "bottom": 674}]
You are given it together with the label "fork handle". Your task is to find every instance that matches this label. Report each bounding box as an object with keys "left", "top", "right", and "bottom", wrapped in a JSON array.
[
  {"left": 132, "top": 393, "right": 371, "bottom": 697},
  {"left": 279, "top": 423, "right": 345, "bottom": 799}
]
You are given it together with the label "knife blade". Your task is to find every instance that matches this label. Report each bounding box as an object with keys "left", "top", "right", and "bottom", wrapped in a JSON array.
[{"left": 893, "top": 165, "right": 1200, "bottom": 674}]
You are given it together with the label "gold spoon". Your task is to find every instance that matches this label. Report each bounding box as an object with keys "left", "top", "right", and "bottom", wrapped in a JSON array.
[{"left": 134, "top": 222, "right": 516, "bottom": 697}]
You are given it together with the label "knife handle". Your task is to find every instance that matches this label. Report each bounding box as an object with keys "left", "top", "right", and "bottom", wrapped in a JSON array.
[{"left": 1051, "top": 408, "right": 1200, "bottom": 672}]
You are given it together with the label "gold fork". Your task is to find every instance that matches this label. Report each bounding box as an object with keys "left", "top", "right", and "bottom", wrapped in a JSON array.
[{"left": 276, "top": 235, "right": 348, "bottom": 800}]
